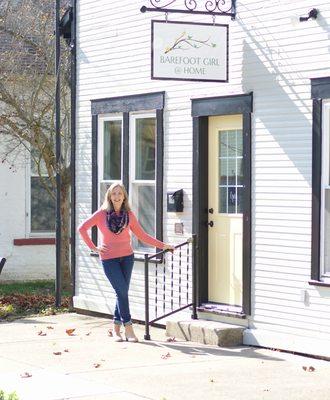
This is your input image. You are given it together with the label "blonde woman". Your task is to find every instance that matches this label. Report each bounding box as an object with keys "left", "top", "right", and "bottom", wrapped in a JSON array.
[{"left": 78, "top": 183, "right": 174, "bottom": 342}]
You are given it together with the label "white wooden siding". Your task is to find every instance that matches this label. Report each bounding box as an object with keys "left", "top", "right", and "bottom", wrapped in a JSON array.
[{"left": 75, "top": 0, "right": 330, "bottom": 354}]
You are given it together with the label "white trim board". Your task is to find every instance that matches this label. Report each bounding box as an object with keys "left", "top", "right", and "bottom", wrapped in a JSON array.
[{"left": 244, "top": 329, "right": 330, "bottom": 359}]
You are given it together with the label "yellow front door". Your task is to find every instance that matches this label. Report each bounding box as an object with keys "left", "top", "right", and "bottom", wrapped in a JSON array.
[{"left": 208, "top": 115, "right": 243, "bottom": 306}]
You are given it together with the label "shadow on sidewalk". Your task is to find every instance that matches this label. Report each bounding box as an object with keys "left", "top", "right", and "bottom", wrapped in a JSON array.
[{"left": 139, "top": 338, "right": 283, "bottom": 361}]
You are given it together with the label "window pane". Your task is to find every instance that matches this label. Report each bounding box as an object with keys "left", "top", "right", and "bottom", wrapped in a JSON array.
[
  {"left": 219, "top": 187, "right": 227, "bottom": 213},
  {"left": 30, "top": 147, "right": 48, "bottom": 176},
  {"left": 135, "top": 118, "right": 155, "bottom": 180},
  {"left": 237, "top": 157, "right": 243, "bottom": 185},
  {"left": 219, "top": 158, "right": 227, "bottom": 185},
  {"left": 31, "top": 177, "right": 55, "bottom": 232},
  {"left": 227, "top": 130, "right": 236, "bottom": 157},
  {"left": 219, "top": 131, "right": 227, "bottom": 157},
  {"left": 228, "top": 186, "right": 236, "bottom": 213},
  {"left": 323, "top": 190, "right": 330, "bottom": 275},
  {"left": 237, "top": 130, "right": 243, "bottom": 157},
  {"left": 131, "top": 184, "right": 155, "bottom": 250},
  {"left": 228, "top": 158, "right": 236, "bottom": 185},
  {"left": 104, "top": 120, "right": 121, "bottom": 181}
]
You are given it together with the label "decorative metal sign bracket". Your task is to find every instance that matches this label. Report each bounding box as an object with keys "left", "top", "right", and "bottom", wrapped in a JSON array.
[{"left": 141, "top": 0, "right": 236, "bottom": 20}]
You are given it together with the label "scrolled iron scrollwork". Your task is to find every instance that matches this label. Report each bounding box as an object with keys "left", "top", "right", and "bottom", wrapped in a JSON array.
[
  {"left": 142, "top": 0, "right": 236, "bottom": 17},
  {"left": 150, "top": 0, "right": 176, "bottom": 9},
  {"left": 205, "top": 0, "right": 233, "bottom": 13},
  {"left": 184, "top": 0, "right": 197, "bottom": 11}
]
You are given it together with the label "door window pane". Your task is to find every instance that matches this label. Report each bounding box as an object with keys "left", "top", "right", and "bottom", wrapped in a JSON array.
[
  {"left": 219, "top": 158, "right": 227, "bottom": 185},
  {"left": 135, "top": 118, "right": 155, "bottom": 180},
  {"left": 103, "top": 120, "right": 122, "bottom": 181},
  {"left": 218, "top": 129, "right": 243, "bottom": 214},
  {"left": 219, "top": 187, "right": 227, "bottom": 213}
]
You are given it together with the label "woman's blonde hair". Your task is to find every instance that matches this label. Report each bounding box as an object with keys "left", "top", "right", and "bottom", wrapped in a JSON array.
[{"left": 101, "top": 182, "right": 131, "bottom": 212}]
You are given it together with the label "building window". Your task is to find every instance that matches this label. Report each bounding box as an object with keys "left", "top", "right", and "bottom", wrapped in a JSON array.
[
  {"left": 320, "top": 100, "right": 330, "bottom": 280},
  {"left": 92, "top": 92, "right": 165, "bottom": 255},
  {"left": 130, "top": 114, "right": 156, "bottom": 250},
  {"left": 29, "top": 149, "right": 55, "bottom": 235},
  {"left": 311, "top": 77, "right": 330, "bottom": 284}
]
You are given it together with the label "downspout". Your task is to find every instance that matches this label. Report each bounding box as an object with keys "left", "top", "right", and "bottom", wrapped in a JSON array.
[
  {"left": 55, "top": 0, "right": 62, "bottom": 307},
  {"left": 70, "top": 1, "right": 77, "bottom": 298}
]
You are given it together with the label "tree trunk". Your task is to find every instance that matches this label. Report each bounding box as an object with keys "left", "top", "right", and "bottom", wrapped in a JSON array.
[{"left": 60, "top": 181, "right": 72, "bottom": 295}]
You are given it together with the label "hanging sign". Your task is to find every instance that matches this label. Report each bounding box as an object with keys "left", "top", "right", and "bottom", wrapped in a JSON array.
[{"left": 152, "top": 20, "right": 228, "bottom": 82}]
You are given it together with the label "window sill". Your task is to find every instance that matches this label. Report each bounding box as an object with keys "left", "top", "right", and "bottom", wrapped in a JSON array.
[
  {"left": 308, "top": 280, "right": 330, "bottom": 288},
  {"left": 14, "top": 238, "right": 56, "bottom": 246}
]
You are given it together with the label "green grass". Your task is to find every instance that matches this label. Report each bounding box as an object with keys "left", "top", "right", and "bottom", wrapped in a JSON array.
[{"left": 0, "top": 280, "right": 71, "bottom": 297}]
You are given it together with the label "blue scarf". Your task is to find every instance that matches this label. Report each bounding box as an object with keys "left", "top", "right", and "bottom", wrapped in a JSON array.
[{"left": 106, "top": 210, "right": 129, "bottom": 234}]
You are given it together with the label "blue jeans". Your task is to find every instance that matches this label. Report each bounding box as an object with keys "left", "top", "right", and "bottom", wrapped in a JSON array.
[{"left": 102, "top": 254, "right": 134, "bottom": 326}]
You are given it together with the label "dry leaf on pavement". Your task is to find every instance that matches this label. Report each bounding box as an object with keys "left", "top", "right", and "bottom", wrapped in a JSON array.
[
  {"left": 65, "top": 328, "right": 76, "bottom": 336},
  {"left": 20, "top": 372, "right": 32, "bottom": 378},
  {"left": 38, "top": 330, "right": 47, "bottom": 336},
  {"left": 53, "top": 351, "right": 62, "bottom": 355},
  {"left": 303, "top": 366, "right": 315, "bottom": 372}
]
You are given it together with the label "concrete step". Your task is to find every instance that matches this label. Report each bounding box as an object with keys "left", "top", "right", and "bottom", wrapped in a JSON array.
[{"left": 166, "top": 320, "right": 245, "bottom": 347}]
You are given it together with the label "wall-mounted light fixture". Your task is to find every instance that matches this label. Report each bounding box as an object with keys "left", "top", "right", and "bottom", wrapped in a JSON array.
[{"left": 299, "top": 8, "right": 318, "bottom": 22}]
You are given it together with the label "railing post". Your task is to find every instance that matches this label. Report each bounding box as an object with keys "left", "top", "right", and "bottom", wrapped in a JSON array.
[
  {"left": 144, "top": 253, "right": 151, "bottom": 340},
  {"left": 191, "top": 234, "right": 198, "bottom": 319},
  {"left": 0, "top": 258, "right": 6, "bottom": 275}
]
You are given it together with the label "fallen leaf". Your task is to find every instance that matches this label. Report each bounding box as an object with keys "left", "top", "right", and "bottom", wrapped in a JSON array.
[
  {"left": 66, "top": 328, "right": 76, "bottom": 336},
  {"left": 93, "top": 363, "right": 101, "bottom": 368},
  {"left": 64, "top": 349, "right": 69, "bottom": 352},
  {"left": 302, "top": 365, "right": 315, "bottom": 372},
  {"left": 38, "top": 330, "right": 47, "bottom": 336},
  {"left": 20, "top": 372, "right": 32, "bottom": 378},
  {"left": 85, "top": 332, "right": 91, "bottom": 336},
  {"left": 53, "top": 351, "right": 62, "bottom": 355},
  {"left": 209, "top": 378, "right": 215, "bottom": 383},
  {"left": 47, "top": 326, "right": 54, "bottom": 330},
  {"left": 161, "top": 352, "right": 171, "bottom": 359},
  {"left": 166, "top": 337, "right": 176, "bottom": 342},
  {"left": 108, "top": 330, "right": 113, "bottom": 337}
]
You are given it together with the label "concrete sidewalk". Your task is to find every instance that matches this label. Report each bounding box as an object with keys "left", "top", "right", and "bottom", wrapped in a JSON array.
[{"left": 0, "top": 313, "right": 329, "bottom": 400}]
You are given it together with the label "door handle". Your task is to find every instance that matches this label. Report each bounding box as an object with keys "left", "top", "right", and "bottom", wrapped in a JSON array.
[{"left": 207, "top": 221, "right": 214, "bottom": 227}]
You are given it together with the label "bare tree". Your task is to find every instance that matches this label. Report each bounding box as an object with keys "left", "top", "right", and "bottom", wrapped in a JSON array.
[{"left": 0, "top": 0, "right": 72, "bottom": 293}]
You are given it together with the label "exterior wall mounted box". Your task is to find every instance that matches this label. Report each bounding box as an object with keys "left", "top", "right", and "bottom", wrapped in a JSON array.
[{"left": 167, "top": 189, "right": 184, "bottom": 212}]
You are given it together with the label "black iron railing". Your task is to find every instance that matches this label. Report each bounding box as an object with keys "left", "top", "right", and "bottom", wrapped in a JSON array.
[
  {"left": 144, "top": 234, "right": 197, "bottom": 340},
  {"left": 0, "top": 258, "right": 6, "bottom": 275}
]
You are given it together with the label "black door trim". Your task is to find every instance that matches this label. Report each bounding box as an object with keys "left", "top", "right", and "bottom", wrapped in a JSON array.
[{"left": 192, "top": 92, "right": 253, "bottom": 315}]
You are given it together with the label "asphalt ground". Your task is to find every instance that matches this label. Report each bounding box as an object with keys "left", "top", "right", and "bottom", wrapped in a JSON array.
[{"left": 0, "top": 313, "right": 329, "bottom": 400}]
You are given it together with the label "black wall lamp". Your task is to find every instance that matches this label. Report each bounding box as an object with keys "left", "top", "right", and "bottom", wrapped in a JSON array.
[{"left": 299, "top": 8, "right": 318, "bottom": 22}]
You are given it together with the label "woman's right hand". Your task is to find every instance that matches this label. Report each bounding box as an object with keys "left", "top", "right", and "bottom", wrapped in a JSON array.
[{"left": 94, "top": 245, "right": 108, "bottom": 255}]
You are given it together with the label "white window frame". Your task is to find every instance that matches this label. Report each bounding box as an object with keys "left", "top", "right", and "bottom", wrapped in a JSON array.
[
  {"left": 26, "top": 149, "right": 55, "bottom": 237},
  {"left": 97, "top": 114, "right": 123, "bottom": 203},
  {"left": 320, "top": 100, "right": 330, "bottom": 281},
  {"left": 129, "top": 112, "right": 157, "bottom": 254}
]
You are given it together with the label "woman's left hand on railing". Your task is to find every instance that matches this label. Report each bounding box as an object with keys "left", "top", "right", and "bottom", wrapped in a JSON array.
[{"left": 163, "top": 244, "right": 175, "bottom": 252}]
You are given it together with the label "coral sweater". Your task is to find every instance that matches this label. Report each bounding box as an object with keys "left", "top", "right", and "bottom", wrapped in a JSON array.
[{"left": 78, "top": 209, "right": 165, "bottom": 260}]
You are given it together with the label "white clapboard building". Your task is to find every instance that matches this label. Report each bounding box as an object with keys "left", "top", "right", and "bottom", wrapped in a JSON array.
[{"left": 74, "top": 0, "right": 330, "bottom": 357}]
